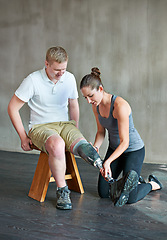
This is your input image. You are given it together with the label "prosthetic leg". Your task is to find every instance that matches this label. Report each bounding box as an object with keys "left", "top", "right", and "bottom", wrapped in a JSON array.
[{"left": 75, "top": 143, "right": 115, "bottom": 183}]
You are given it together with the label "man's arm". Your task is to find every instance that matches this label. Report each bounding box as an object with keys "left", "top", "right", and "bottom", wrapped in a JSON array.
[
  {"left": 68, "top": 98, "right": 79, "bottom": 128},
  {"left": 8, "top": 94, "right": 32, "bottom": 151}
]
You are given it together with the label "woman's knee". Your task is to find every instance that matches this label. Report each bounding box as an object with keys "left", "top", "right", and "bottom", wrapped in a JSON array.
[
  {"left": 127, "top": 190, "right": 138, "bottom": 204},
  {"left": 127, "top": 198, "right": 137, "bottom": 204},
  {"left": 98, "top": 173, "right": 110, "bottom": 198}
]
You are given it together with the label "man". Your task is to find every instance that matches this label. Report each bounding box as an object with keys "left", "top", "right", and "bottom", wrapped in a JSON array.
[{"left": 8, "top": 46, "right": 105, "bottom": 210}]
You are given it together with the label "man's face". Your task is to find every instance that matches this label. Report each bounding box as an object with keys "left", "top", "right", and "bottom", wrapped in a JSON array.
[{"left": 45, "top": 60, "right": 68, "bottom": 81}]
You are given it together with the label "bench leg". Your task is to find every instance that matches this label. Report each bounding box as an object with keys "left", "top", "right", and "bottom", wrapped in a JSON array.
[
  {"left": 28, "top": 151, "right": 84, "bottom": 202},
  {"left": 65, "top": 151, "right": 84, "bottom": 194},
  {"left": 28, "top": 152, "right": 51, "bottom": 202}
]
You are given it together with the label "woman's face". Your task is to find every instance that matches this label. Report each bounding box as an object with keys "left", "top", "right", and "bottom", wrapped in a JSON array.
[{"left": 81, "top": 86, "right": 103, "bottom": 106}]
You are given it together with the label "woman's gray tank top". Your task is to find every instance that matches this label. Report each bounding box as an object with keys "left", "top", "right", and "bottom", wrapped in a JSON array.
[{"left": 97, "top": 95, "right": 144, "bottom": 152}]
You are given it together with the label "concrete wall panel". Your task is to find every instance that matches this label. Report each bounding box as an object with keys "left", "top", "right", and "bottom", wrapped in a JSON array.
[{"left": 0, "top": 0, "right": 167, "bottom": 163}]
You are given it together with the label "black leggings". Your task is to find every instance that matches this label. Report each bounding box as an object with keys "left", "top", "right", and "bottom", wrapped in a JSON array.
[{"left": 98, "top": 146, "right": 152, "bottom": 204}]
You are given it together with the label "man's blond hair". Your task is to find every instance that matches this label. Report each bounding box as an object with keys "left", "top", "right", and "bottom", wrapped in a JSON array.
[{"left": 46, "top": 46, "right": 68, "bottom": 64}]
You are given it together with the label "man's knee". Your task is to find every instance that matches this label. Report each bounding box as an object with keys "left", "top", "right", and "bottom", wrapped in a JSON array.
[{"left": 45, "top": 135, "right": 65, "bottom": 157}]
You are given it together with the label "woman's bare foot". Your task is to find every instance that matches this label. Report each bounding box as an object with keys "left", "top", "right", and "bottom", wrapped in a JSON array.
[{"left": 149, "top": 181, "right": 161, "bottom": 191}]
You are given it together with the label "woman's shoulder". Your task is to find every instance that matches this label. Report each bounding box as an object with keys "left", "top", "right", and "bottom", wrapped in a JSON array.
[
  {"left": 114, "top": 96, "right": 131, "bottom": 115},
  {"left": 114, "top": 96, "right": 129, "bottom": 106}
]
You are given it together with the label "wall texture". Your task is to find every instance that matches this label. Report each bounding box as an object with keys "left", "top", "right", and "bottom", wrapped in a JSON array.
[{"left": 0, "top": 0, "right": 167, "bottom": 163}]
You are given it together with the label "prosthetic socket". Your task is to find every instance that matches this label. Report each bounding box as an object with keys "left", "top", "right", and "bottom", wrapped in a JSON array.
[{"left": 76, "top": 143, "right": 114, "bottom": 183}]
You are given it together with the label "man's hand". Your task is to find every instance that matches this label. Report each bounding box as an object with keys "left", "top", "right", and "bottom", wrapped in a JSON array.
[{"left": 21, "top": 136, "right": 32, "bottom": 151}]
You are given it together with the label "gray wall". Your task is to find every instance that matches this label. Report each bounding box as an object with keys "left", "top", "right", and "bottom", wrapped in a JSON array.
[{"left": 0, "top": 0, "right": 167, "bottom": 163}]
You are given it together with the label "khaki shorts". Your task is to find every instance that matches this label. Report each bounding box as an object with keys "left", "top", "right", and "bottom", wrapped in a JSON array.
[{"left": 28, "top": 120, "right": 84, "bottom": 153}]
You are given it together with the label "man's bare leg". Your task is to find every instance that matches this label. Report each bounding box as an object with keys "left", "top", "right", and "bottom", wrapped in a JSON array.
[
  {"left": 45, "top": 135, "right": 72, "bottom": 210},
  {"left": 45, "top": 134, "right": 66, "bottom": 187}
]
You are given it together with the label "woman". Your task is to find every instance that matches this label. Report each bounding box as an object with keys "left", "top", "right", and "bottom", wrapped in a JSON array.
[{"left": 80, "top": 67, "right": 162, "bottom": 206}]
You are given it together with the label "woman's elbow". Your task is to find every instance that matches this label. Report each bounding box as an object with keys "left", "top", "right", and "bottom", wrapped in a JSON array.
[{"left": 121, "top": 139, "right": 129, "bottom": 151}]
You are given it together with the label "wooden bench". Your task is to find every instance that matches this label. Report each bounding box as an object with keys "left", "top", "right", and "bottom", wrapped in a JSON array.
[{"left": 28, "top": 144, "right": 84, "bottom": 202}]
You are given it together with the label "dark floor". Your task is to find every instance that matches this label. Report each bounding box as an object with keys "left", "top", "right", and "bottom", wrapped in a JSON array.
[{"left": 0, "top": 150, "right": 167, "bottom": 240}]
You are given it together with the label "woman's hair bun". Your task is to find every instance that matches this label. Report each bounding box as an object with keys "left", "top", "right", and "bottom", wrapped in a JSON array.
[{"left": 91, "top": 67, "right": 101, "bottom": 77}]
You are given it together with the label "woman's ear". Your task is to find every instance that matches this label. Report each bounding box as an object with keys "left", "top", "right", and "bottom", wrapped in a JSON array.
[{"left": 99, "top": 85, "right": 104, "bottom": 92}]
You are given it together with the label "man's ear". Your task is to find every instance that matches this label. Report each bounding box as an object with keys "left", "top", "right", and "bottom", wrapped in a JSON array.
[{"left": 45, "top": 60, "right": 49, "bottom": 68}]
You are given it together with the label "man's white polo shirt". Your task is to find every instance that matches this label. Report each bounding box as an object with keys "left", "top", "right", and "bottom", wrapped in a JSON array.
[{"left": 15, "top": 67, "right": 78, "bottom": 129}]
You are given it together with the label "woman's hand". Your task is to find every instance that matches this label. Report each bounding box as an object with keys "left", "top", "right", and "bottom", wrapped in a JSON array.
[
  {"left": 100, "top": 160, "right": 112, "bottom": 180},
  {"left": 93, "top": 146, "right": 99, "bottom": 153},
  {"left": 89, "top": 142, "right": 99, "bottom": 153}
]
